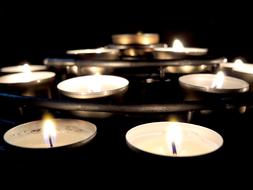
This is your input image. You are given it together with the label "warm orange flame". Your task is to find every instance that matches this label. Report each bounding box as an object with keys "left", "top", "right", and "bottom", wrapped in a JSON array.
[
  {"left": 172, "top": 39, "right": 184, "bottom": 52},
  {"left": 166, "top": 122, "right": 182, "bottom": 155},
  {"left": 211, "top": 71, "right": 225, "bottom": 89},
  {"left": 42, "top": 114, "right": 56, "bottom": 147}
]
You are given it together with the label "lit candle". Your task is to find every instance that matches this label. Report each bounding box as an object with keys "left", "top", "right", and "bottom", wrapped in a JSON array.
[
  {"left": 0, "top": 63, "right": 55, "bottom": 87},
  {"left": 126, "top": 121, "right": 223, "bottom": 157},
  {"left": 154, "top": 38, "right": 208, "bottom": 57},
  {"left": 42, "top": 114, "right": 57, "bottom": 148},
  {"left": 67, "top": 47, "right": 118, "bottom": 55},
  {"left": 4, "top": 117, "right": 97, "bottom": 149},
  {"left": 232, "top": 59, "right": 253, "bottom": 74},
  {"left": 57, "top": 75, "right": 129, "bottom": 99},
  {"left": 179, "top": 71, "right": 249, "bottom": 93},
  {"left": 0, "top": 63, "right": 47, "bottom": 73}
]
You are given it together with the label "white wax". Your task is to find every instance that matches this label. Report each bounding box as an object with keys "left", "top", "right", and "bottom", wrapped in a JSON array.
[
  {"left": 67, "top": 48, "right": 118, "bottom": 55},
  {"left": 126, "top": 121, "right": 223, "bottom": 157},
  {"left": 179, "top": 73, "right": 249, "bottom": 93},
  {"left": 232, "top": 63, "right": 253, "bottom": 74},
  {"left": 0, "top": 72, "right": 55, "bottom": 85},
  {"left": 0, "top": 65, "right": 47, "bottom": 73},
  {"left": 154, "top": 47, "right": 208, "bottom": 56},
  {"left": 4, "top": 119, "right": 97, "bottom": 148},
  {"left": 57, "top": 75, "right": 129, "bottom": 99}
]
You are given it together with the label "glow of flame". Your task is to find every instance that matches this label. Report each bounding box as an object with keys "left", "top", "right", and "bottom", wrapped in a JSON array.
[
  {"left": 22, "top": 63, "right": 32, "bottom": 82},
  {"left": 22, "top": 63, "right": 31, "bottom": 73},
  {"left": 172, "top": 39, "right": 185, "bottom": 52},
  {"left": 166, "top": 122, "right": 182, "bottom": 155},
  {"left": 42, "top": 114, "right": 56, "bottom": 147},
  {"left": 234, "top": 58, "right": 244, "bottom": 64},
  {"left": 87, "top": 76, "right": 102, "bottom": 93},
  {"left": 232, "top": 58, "right": 253, "bottom": 74},
  {"left": 211, "top": 71, "right": 225, "bottom": 89},
  {"left": 233, "top": 58, "right": 244, "bottom": 68}
]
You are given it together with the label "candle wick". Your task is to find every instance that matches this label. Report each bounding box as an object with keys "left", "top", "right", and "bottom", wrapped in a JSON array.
[
  {"left": 49, "top": 135, "right": 53, "bottom": 148},
  {"left": 172, "top": 141, "right": 177, "bottom": 155}
]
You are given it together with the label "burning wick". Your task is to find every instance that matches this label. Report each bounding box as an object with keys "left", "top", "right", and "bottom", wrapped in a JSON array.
[
  {"left": 211, "top": 71, "right": 225, "bottom": 89},
  {"left": 42, "top": 114, "right": 56, "bottom": 148},
  {"left": 166, "top": 122, "right": 182, "bottom": 156},
  {"left": 171, "top": 141, "right": 177, "bottom": 155},
  {"left": 48, "top": 135, "right": 54, "bottom": 148}
]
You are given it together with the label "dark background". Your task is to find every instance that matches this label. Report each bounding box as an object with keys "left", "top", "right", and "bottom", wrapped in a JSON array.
[
  {"left": 1, "top": 2, "right": 253, "bottom": 65},
  {"left": 0, "top": 2, "right": 250, "bottom": 184}
]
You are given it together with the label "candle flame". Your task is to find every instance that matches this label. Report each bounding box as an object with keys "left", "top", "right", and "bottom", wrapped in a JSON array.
[
  {"left": 42, "top": 114, "right": 56, "bottom": 147},
  {"left": 22, "top": 63, "right": 31, "bottom": 73},
  {"left": 233, "top": 58, "right": 244, "bottom": 69},
  {"left": 166, "top": 122, "right": 182, "bottom": 155},
  {"left": 232, "top": 57, "right": 253, "bottom": 74},
  {"left": 22, "top": 63, "right": 32, "bottom": 82},
  {"left": 172, "top": 39, "right": 184, "bottom": 52},
  {"left": 211, "top": 71, "right": 225, "bottom": 89},
  {"left": 234, "top": 58, "right": 244, "bottom": 64},
  {"left": 87, "top": 75, "right": 102, "bottom": 93}
]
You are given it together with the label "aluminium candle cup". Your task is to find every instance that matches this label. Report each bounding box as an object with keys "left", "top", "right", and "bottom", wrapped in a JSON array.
[
  {"left": 164, "top": 65, "right": 210, "bottom": 74},
  {"left": 0, "top": 65, "right": 47, "bottom": 74},
  {"left": 112, "top": 33, "right": 160, "bottom": 45},
  {"left": 178, "top": 73, "right": 249, "bottom": 102},
  {"left": 179, "top": 73, "right": 249, "bottom": 94},
  {"left": 153, "top": 47, "right": 208, "bottom": 60},
  {"left": 3, "top": 119, "right": 97, "bottom": 151},
  {"left": 0, "top": 71, "right": 56, "bottom": 97},
  {"left": 57, "top": 75, "right": 129, "bottom": 99},
  {"left": 66, "top": 48, "right": 119, "bottom": 60},
  {"left": 57, "top": 75, "right": 129, "bottom": 118},
  {"left": 222, "top": 63, "right": 253, "bottom": 91},
  {"left": 125, "top": 121, "right": 223, "bottom": 159},
  {"left": 105, "top": 44, "right": 160, "bottom": 58}
]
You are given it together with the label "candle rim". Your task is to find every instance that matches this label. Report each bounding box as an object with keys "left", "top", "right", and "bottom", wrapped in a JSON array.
[
  {"left": 179, "top": 73, "right": 249, "bottom": 93},
  {"left": 3, "top": 118, "right": 97, "bottom": 149},
  {"left": 67, "top": 48, "right": 118, "bottom": 55},
  {"left": 57, "top": 74, "right": 129, "bottom": 99},
  {"left": 0, "top": 71, "right": 55, "bottom": 86},
  {"left": 0, "top": 65, "right": 47, "bottom": 73},
  {"left": 126, "top": 121, "right": 224, "bottom": 158},
  {"left": 154, "top": 47, "right": 208, "bottom": 56}
]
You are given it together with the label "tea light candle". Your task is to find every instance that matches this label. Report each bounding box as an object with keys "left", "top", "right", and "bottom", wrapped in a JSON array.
[
  {"left": 126, "top": 121, "right": 223, "bottom": 157},
  {"left": 66, "top": 47, "right": 119, "bottom": 60},
  {"left": 4, "top": 118, "right": 97, "bottom": 149},
  {"left": 179, "top": 72, "right": 249, "bottom": 93},
  {"left": 67, "top": 47, "right": 118, "bottom": 55},
  {"left": 231, "top": 59, "right": 253, "bottom": 74},
  {"left": 154, "top": 39, "right": 208, "bottom": 56},
  {"left": 0, "top": 71, "right": 55, "bottom": 87},
  {"left": 57, "top": 75, "right": 129, "bottom": 99},
  {"left": 0, "top": 63, "right": 47, "bottom": 73}
]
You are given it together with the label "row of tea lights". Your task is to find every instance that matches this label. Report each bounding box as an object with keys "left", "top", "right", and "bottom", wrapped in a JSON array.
[
  {"left": 1, "top": 39, "right": 253, "bottom": 158},
  {"left": 0, "top": 60, "right": 249, "bottom": 158},
  {"left": 0, "top": 60, "right": 251, "bottom": 97},
  {"left": 3, "top": 113, "right": 223, "bottom": 157}
]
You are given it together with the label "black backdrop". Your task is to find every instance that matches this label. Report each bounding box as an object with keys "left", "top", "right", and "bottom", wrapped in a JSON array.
[
  {"left": 1, "top": 2, "right": 253, "bottom": 65},
  {"left": 0, "top": 2, "right": 251, "bottom": 184}
]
